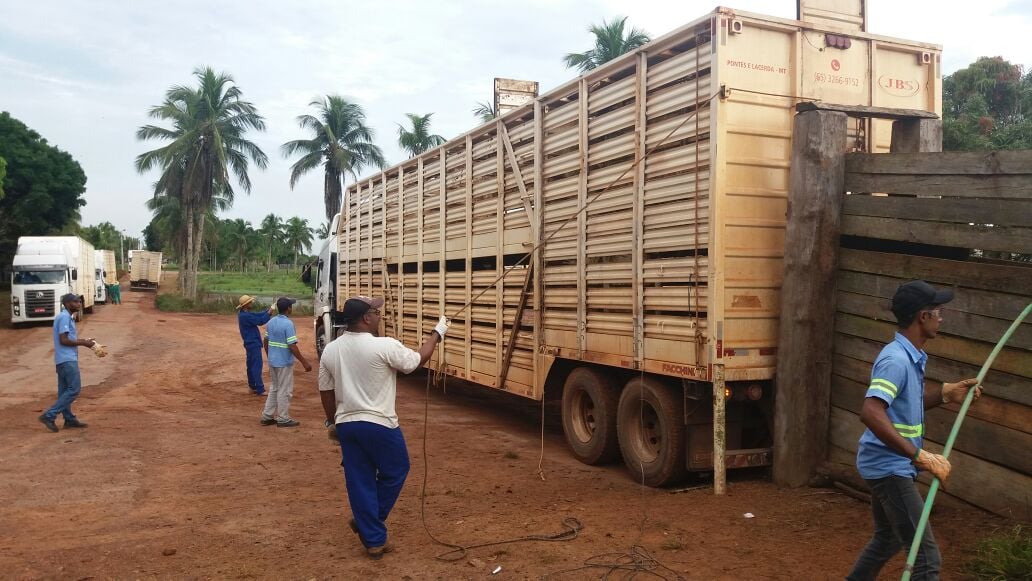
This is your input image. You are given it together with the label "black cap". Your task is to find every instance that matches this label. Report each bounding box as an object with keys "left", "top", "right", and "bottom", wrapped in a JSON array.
[
  {"left": 341, "top": 296, "right": 385, "bottom": 322},
  {"left": 60, "top": 293, "right": 78, "bottom": 305},
  {"left": 276, "top": 297, "right": 297, "bottom": 313},
  {"left": 891, "top": 280, "right": 954, "bottom": 321}
]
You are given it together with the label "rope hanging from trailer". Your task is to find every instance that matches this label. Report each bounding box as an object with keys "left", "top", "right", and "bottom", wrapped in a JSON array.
[{"left": 418, "top": 68, "right": 720, "bottom": 564}]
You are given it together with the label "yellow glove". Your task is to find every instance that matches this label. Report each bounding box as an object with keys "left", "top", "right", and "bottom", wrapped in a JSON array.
[
  {"left": 913, "top": 449, "right": 951, "bottom": 482},
  {"left": 942, "top": 379, "right": 981, "bottom": 404},
  {"left": 90, "top": 343, "right": 109, "bottom": 358}
]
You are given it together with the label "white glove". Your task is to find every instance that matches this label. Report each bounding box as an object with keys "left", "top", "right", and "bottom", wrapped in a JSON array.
[{"left": 433, "top": 316, "right": 450, "bottom": 338}]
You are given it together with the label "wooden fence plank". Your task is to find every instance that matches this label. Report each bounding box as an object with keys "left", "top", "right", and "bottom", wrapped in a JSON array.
[
  {"left": 831, "top": 371, "right": 1032, "bottom": 473},
  {"left": 829, "top": 406, "right": 1032, "bottom": 520},
  {"left": 846, "top": 150, "right": 1032, "bottom": 176},
  {"left": 843, "top": 195, "right": 1032, "bottom": 228},
  {"left": 845, "top": 173, "right": 1032, "bottom": 198},
  {"left": 835, "top": 313, "right": 1032, "bottom": 379},
  {"left": 795, "top": 102, "right": 938, "bottom": 120},
  {"left": 836, "top": 290, "right": 1032, "bottom": 350},
  {"left": 838, "top": 249, "right": 1032, "bottom": 296},
  {"left": 841, "top": 215, "right": 1032, "bottom": 254},
  {"left": 834, "top": 331, "right": 1032, "bottom": 408}
]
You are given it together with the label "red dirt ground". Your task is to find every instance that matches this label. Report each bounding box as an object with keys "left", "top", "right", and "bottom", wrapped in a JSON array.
[{"left": 0, "top": 283, "right": 1013, "bottom": 579}]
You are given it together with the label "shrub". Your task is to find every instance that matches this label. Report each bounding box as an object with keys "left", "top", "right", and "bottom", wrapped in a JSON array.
[{"left": 966, "top": 525, "right": 1032, "bottom": 581}]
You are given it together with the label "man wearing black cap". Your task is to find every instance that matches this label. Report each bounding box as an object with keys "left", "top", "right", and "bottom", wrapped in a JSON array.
[
  {"left": 848, "top": 280, "right": 982, "bottom": 580},
  {"left": 259, "top": 297, "right": 312, "bottom": 427},
  {"left": 38, "top": 294, "right": 97, "bottom": 432},
  {"left": 317, "top": 296, "right": 449, "bottom": 559}
]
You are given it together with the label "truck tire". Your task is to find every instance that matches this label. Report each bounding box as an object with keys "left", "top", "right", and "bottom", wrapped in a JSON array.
[
  {"left": 315, "top": 312, "right": 333, "bottom": 358},
  {"left": 561, "top": 367, "right": 620, "bottom": 465},
  {"left": 617, "top": 376, "right": 687, "bottom": 487}
]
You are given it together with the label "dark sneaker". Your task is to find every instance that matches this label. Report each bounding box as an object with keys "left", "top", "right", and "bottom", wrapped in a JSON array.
[
  {"left": 276, "top": 419, "right": 300, "bottom": 428},
  {"left": 253, "top": 389, "right": 266, "bottom": 396},
  {"left": 64, "top": 419, "right": 88, "bottom": 428},
  {"left": 260, "top": 417, "right": 277, "bottom": 426},
  {"left": 38, "top": 415, "right": 59, "bottom": 433},
  {"left": 366, "top": 542, "right": 395, "bottom": 560}
]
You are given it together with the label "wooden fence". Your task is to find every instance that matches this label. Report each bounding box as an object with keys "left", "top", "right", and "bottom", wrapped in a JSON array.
[{"left": 827, "top": 150, "right": 1032, "bottom": 519}]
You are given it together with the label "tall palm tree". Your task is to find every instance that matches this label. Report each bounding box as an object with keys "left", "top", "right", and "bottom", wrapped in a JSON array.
[
  {"left": 283, "top": 216, "right": 313, "bottom": 267},
  {"left": 315, "top": 220, "right": 332, "bottom": 240},
  {"left": 472, "top": 101, "right": 497, "bottom": 123},
  {"left": 259, "top": 213, "right": 284, "bottom": 272},
  {"left": 222, "top": 218, "right": 253, "bottom": 272},
  {"left": 282, "top": 95, "right": 386, "bottom": 221},
  {"left": 397, "top": 113, "right": 446, "bottom": 157},
  {"left": 136, "top": 66, "right": 268, "bottom": 298},
  {"left": 563, "top": 16, "right": 651, "bottom": 73}
]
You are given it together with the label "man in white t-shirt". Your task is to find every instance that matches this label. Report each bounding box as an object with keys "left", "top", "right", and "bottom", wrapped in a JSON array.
[{"left": 318, "top": 295, "right": 449, "bottom": 560}]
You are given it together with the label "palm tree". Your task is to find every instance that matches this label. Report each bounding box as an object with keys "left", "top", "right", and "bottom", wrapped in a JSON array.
[
  {"left": 222, "top": 218, "right": 253, "bottom": 272},
  {"left": 136, "top": 66, "right": 268, "bottom": 299},
  {"left": 283, "top": 216, "right": 314, "bottom": 267},
  {"left": 282, "top": 95, "right": 386, "bottom": 221},
  {"left": 397, "top": 113, "right": 446, "bottom": 157},
  {"left": 472, "top": 101, "right": 497, "bottom": 123},
  {"left": 563, "top": 16, "right": 651, "bottom": 73},
  {"left": 315, "top": 220, "right": 332, "bottom": 240},
  {"left": 259, "top": 213, "right": 284, "bottom": 272}
]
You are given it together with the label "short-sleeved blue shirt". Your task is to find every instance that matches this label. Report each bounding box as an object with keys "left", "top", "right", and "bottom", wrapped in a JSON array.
[
  {"left": 856, "top": 332, "right": 927, "bottom": 479},
  {"left": 53, "top": 310, "right": 78, "bottom": 365},
  {"left": 265, "top": 315, "right": 298, "bottom": 368}
]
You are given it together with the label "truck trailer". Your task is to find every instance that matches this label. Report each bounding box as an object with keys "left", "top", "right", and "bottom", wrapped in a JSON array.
[
  {"left": 11, "top": 236, "right": 96, "bottom": 324},
  {"left": 94, "top": 249, "right": 117, "bottom": 304},
  {"left": 129, "top": 250, "right": 163, "bottom": 291},
  {"left": 326, "top": 1, "right": 941, "bottom": 485}
]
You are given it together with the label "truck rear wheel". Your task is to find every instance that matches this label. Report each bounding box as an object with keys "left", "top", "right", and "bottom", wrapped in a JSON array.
[
  {"left": 561, "top": 367, "right": 620, "bottom": 465},
  {"left": 617, "top": 376, "right": 687, "bottom": 487}
]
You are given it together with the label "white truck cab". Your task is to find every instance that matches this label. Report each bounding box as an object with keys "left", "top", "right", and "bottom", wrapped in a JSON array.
[
  {"left": 10, "top": 236, "right": 95, "bottom": 324},
  {"left": 312, "top": 213, "right": 341, "bottom": 356},
  {"left": 94, "top": 249, "right": 107, "bottom": 304}
]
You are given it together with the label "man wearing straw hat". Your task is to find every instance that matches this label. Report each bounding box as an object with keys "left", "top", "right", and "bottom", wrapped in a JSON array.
[
  {"left": 847, "top": 280, "right": 982, "bottom": 581},
  {"left": 236, "top": 295, "right": 275, "bottom": 396}
]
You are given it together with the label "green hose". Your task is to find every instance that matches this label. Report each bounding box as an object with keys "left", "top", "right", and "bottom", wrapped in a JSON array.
[{"left": 901, "top": 302, "right": 1031, "bottom": 580}]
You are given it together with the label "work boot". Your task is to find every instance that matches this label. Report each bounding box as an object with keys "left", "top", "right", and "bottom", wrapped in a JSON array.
[
  {"left": 260, "top": 416, "right": 277, "bottom": 426},
  {"left": 38, "top": 415, "right": 59, "bottom": 433},
  {"left": 64, "top": 419, "right": 88, "bottom": 428},
  {"left": 366, "top": 542, "right": 395, "bottom": 560}
]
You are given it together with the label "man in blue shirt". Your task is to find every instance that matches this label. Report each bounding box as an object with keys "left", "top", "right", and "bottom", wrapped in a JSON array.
[
  {"left": 38, "top": 294, "right": 97, "bottom": 432},
  {"left": 260, "top": 297, "right": 312, "bottom": 427},
  {"left": 848, "top": 281, "right": 982, "bottom": 581},
  {"left": 237, "top": 295, "right": 275, "bottom": 395}
]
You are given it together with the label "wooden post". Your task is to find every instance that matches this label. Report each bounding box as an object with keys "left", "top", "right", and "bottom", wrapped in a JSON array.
[
  {"left": 773, "top": 109, "right": 848, "bottom": 487},
  {"left": 890, "top": 118, "right": 943, "bottom": 153}
]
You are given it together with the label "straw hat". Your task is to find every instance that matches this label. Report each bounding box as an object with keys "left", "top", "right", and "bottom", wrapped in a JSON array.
[{"left": 236, "top": 295, "right": 256, "bottom": 310}]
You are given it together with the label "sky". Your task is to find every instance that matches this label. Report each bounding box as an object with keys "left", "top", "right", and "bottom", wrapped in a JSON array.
[{"left": 1, "top": 0, "right": 1029, "bottom": 243}]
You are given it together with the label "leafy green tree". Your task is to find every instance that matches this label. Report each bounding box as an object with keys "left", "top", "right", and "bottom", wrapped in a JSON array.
[
  {"left": 0, "top": 112, "right": 87, "bottom": 268},
  {"left": 143, "top": 220, "right": 162, "bottom": 252},
  {"left": 79, "top": 221, "right": 123, "bottom": 251},
  {"left": 0, "top": 156, "right": 7, "bottom": 200},
  {"left": 563, "top": 16, "right": 650, "bottom": 73},
  {"left": 282, "top": 95, "right": 386, "bottom": 221},
  {"left": 259, "top": 213, "right": 284, "bottom": 272},
  {"left": 397, "top": 113, "right": 445, "bottom": 157},
  {"left": 136, "top": 67, "right": 268, "bottom": 298},
  {"left": 943, "top": 57, "right": 1032, "bottom": 151},
  {"left": 315, "top": 220, "right": 332, "bottom": 240},
  {"left": 221, "top": 218, "right": 254, "bottom": 271},
  {"left": 472, "top": 101, "right": 497, "bottom": 123},
  {"left": 283, "top": 216, "right": 313, "bottom": 267}
]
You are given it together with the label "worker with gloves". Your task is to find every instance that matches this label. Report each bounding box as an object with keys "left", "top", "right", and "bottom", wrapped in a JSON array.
[
  {"left": 847, "top": 280, "right": 982, "bottom": 581},
  {"left": 236, "top": 295, "right": 275, "bottom": 396},
  {"left": 317, "top": 296, "right": 448, "bottom": 560}
]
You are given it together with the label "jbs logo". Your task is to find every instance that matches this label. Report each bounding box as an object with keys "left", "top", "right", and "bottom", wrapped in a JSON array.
[{"left": 878, "top": 75, "right": 921, "bottom": 97}]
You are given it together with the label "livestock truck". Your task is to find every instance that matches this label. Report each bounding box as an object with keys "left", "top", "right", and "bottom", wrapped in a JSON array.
[
  {"left": 11, "top": 236, "right": 96, "bottom": 324},
  {"left": 129, "top": 250, "right": 163, "bottom": 291},
  {"left": 319, "top": 0, "right": 941, "bottom": 485}
]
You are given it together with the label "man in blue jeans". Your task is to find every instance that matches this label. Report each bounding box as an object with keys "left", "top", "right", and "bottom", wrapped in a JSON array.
[
  {"left": 39, "top": 294, "right": 97, "bottom": 432},
  {"left": 847, "top": 281, "right": 982, "bottom": 580},
  {"left": 317, "top": 296, "right": 448, "bottom": 559},
  {"left": 237, "top": 295, "right": 275, "bottom": 395}
]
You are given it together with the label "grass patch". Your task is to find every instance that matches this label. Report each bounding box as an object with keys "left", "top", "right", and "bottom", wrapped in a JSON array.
[
  {"left": 966, "top": 525, "right": 1032, "bottom": 581},
  {"left": 155, "top": 294, "right": 312, "bottom": 317},
  {"left": 198, "top": 271, "right": 310, "bottom": 297}
]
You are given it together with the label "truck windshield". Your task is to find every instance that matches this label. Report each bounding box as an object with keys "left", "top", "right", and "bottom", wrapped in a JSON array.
[{"left": 13, "top": 270, "right": 66, "bottom": 285}]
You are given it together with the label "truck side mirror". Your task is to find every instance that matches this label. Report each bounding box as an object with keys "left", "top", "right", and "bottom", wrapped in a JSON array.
[{"left": 71, "top": 268, "right": 78, "bottom": 281}]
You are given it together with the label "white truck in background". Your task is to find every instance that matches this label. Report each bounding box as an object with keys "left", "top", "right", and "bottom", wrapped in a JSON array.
[
  {"left": 310, "top": 212, "right": 341, "bottom": 356},
  {"left": 10, "top": 236, "right": 95, "bottom": 324},
  {"left": 93, "top": 249, "right": 117, "bottom": 303},
  {"left": 129, "top": 250, "right": 163, "bottom": 291}
]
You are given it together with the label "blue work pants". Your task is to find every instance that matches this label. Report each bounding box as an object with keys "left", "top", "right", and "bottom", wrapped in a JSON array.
[
  {"left": 336, "top": 421, "right": 410, "bottom": 548},
  {"left": 44, "top": 361, "right": 82, "bottom": 421},
  {"left": 244, "top": 343, "right": 265, "bottom": 394}
]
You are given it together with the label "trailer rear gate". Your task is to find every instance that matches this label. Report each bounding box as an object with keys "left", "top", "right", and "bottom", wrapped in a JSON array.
[{"left": 338, "top": 7, "right": 940, "bottom": 399}]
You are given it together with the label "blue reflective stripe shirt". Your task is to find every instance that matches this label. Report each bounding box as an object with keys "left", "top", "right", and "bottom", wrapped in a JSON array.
[
  {"left": 53, "top": 310, "right": 78, "bottom": 364},
  {"left": 238, "top": 310, "right": 272, "bottom": 346},
  {"left": 265, "top": 315, "right": 298, "bottom": 368},
  {"left": 856, "top": 332, "right": 927, "bottom": 479}
]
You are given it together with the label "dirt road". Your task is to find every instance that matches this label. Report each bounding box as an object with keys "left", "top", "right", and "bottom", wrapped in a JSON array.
[{"left": 0, "top": 286, "right": 1009, "bottom": 579}]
